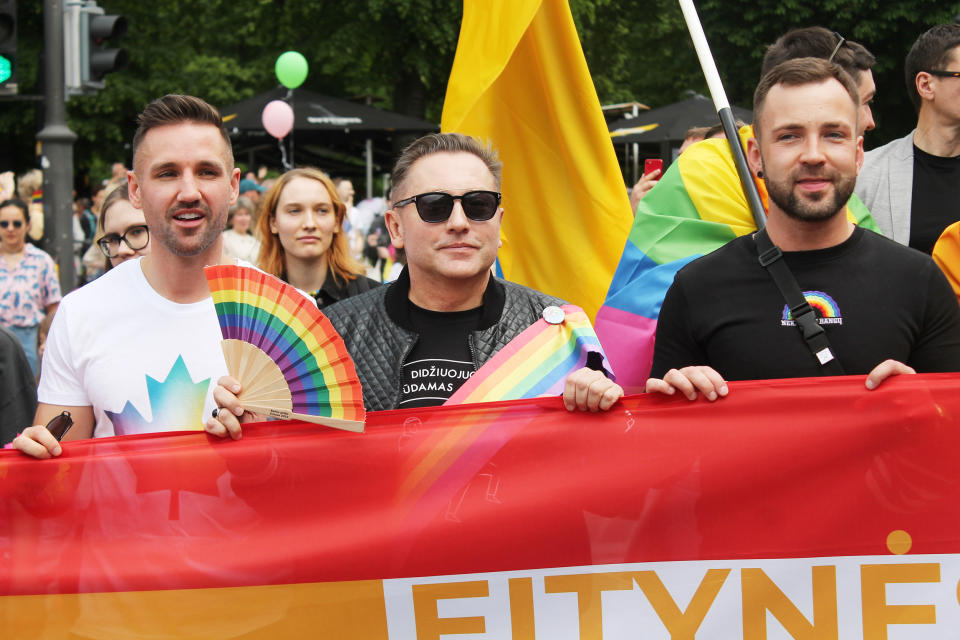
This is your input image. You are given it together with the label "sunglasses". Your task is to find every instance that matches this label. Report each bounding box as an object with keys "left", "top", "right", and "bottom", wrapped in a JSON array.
[
  {"left": 393, "top": 191, "right": 501, "bottom": 223},
  {"left": 828, "top": 31, "right": 846, "bottom": 63},
  {"left": 927, "top": 70, "right": 960, "bottom": 79},
  {"left": 0, "top": 220, "right": 24, "bottom": 229}
]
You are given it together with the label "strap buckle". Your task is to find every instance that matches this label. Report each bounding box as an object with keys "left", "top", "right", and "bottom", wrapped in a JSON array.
[
  {"left": 758, "top": 244, "right": 782, "bottom": 267},
  {"left": 790, "top": 302, "right": 824, "bottom": 340}
]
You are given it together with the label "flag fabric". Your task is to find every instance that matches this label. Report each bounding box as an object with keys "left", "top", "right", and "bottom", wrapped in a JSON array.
[
  {"left": 595, "top": 126, "right": 881, "bottom": 392},
  {"left": 933, "top": 220, "right": 960, "bottom": 301},
  {"left": 3, "top": 374, "right": 960, "bottom": 637},
  {"left": 441, "top": 0, "right": 633, "bottom": 321},
  {"left": 444, "top": 304, "right": 609, "bottom": 405}
]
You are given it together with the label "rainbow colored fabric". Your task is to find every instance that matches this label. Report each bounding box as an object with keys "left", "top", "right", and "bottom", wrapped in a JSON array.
[
  {"left": 444, "top": 304, "right": 609, "bottom": 405},
  {"left": 595, "top": 126, "right": 880, "bottom": 392},
  {"left": 204, "top": 265, "right": 364, "bottom": 423}
]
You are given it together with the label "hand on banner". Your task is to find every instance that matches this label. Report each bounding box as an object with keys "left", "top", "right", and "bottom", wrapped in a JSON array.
[
  {"left": 11, "top": 426, "right": 63, "bottom": 458},
  {"left": 629, "top": 169, "right": 662, "bottom": 213},
  {"left": 645, "top": 366, "right": 729, "bottom": 402},
  {"left": 865, "top": 359, "right": 915, "bottom": 390},
  {"left": 206, "top": 376, "right": 259, "bottom": 440},
  {"left": 563, "top": 367, "right": 624, "bottom": 412}
]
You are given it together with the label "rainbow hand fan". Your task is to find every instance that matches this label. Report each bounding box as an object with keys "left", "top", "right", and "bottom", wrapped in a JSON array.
[
  {"left": 444, "top": 304, "right": 612, "bottom": 405},
  {"left": 204, "top": 265, "right": 364, "bottom": 432}
]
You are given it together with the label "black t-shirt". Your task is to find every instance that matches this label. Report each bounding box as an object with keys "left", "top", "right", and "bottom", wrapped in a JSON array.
[
  {"left": 909, "top": 146, "right": 960, "bottom": 255},
  {"left": 651, "top": 227, "right": 960, "bottom": 380},
  {"left": 398, "top": 302, "right": 482, "bottom": 408}
]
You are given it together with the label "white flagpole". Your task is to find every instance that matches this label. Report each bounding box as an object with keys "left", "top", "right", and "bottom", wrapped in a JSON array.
[{"left": 678, "top": 0, "right": 766, "bottom": 229}]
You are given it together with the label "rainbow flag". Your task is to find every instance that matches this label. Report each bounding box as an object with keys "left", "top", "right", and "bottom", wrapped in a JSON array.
[
  {"left": 445, "top": 304, "right": 609, "bottom": 405},
  {"left": 595, "top": 126, "right": 880, "bottom": 392},
  {"left": 441, "top": 0, "right": 633, "bottom": 320}
]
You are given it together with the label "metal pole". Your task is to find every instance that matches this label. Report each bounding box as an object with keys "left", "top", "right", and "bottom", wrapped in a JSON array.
[
  {"left": 365, "top": 138, "right": 373, "bottom": 200},
  {"left": 678, "top": 0, "right": 765, "bottom": 230},
  {"left": 37, "top": 0, "right": 78, "bottom": 293}
]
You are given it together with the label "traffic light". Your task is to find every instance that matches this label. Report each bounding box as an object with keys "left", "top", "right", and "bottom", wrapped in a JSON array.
[
  {"left": 0, "top": 0, "right": 16, "bottom": 95},
  {"left": 87, "top": 7, "right": 126, "bottom": 85},
  {"left": 64, "top": 0, "right": 127, "bottom": 94}
]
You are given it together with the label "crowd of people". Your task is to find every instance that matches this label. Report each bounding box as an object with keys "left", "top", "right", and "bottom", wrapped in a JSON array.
[{"left": 2, "top": 22, "right": 960, "bottom": 458}]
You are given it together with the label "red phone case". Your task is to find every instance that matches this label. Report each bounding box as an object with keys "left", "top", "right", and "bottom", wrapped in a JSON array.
[{"left": 644, "top": 159, "right": 663, "bottom": 180}]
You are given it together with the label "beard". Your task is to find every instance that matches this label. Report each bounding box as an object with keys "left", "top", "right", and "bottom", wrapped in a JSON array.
[
  {"left": 153, "top": 202, "right": 225, "bottom": 257},
  {"left": 763, "top": 166, "right": 856, "bottom": 223}
]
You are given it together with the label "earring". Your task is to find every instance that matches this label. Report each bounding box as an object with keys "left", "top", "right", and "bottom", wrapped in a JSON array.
[{"left": 756, "top": 170, "right": 764, "bottom": 178}]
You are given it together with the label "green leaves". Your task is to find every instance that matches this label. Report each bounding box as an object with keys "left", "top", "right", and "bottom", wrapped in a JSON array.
[{"left": 5, "top": 0, "right": 960, "bottom": 183}]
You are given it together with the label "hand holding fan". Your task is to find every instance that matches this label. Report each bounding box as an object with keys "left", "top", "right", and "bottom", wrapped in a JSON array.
[{"left": 205, "top": 265, "right": 365, "bottom": 432}]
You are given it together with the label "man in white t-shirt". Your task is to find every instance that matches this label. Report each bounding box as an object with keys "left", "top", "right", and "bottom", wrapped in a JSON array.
[{"left": 13, "top": 94, "right": 241, "bottom": 458}]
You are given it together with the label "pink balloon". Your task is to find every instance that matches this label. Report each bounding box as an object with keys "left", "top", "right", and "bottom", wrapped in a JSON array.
[{"left": 261, "top": 100, "right": 294, "bottom": 139}]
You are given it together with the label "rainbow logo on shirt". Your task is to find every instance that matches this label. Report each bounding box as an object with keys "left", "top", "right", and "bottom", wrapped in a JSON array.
[{"left": 781, "top": 291, "right": 843, "bottom": 326}]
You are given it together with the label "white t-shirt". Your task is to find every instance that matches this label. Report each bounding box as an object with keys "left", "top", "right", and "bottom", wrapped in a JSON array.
[{"left": 39, "top": 257, "right": 228, "bottom": 438}]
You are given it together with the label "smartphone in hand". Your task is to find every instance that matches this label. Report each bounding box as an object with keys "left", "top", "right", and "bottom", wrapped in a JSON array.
[{"left": 644, "top": 158, "right": 663, "bottom": 180}]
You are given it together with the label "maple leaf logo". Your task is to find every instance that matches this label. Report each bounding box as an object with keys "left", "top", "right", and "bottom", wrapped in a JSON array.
[{"left": 105, "top": 355, "right": 211, "bottom": 435}]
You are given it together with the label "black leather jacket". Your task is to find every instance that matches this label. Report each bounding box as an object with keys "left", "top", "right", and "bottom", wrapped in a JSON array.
[{"left": 325, "top": 267, "right": 565, "bottom": 411}]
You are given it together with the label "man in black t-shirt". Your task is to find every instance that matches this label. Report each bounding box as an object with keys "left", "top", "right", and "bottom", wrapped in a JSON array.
[
  {"left": 856, "top": 24, "right": 960, "bottom": 255},
  {"left": 647, "top": 59, "right": 960, "bottom": 402}
]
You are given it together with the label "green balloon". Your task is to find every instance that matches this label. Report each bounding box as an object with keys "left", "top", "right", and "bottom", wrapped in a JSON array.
[{"left": 275, "top": 51, "right": 308, "bottom": 89}]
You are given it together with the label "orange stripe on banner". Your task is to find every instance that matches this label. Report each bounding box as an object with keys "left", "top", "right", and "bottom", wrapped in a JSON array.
[{"left": 0, "top": 580, "right": 388, "bottom": 639}]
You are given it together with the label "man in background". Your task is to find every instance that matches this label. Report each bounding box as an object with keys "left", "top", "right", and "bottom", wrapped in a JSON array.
[{"left": 856, "top": 23, "right": 960, "bottom": 254}]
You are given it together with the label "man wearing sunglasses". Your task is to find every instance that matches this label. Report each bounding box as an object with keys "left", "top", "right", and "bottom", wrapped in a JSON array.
[
  {"left": 201, "top": 134, "right": 619, "bottom": 445},
  {"left": 279, "top": 134, "right": 617, "bottom": 418},
  {"left": 856, "top": 23, "right": 960, "bottom": 255},
  {"left": 323, "top": 133, "right": 621, "bottom": 412}
]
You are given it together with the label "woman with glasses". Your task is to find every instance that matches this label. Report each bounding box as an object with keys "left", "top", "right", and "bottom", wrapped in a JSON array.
[
  {"left": 97, "top": 184, "right": 150, "bottom": 269},
  {"left": 257, "top": 168, "right": 377, "bottom": 308},
  {"left": 0, "top": 198, "right": 61, "bottom": 376},
  {"left": 222, "top": 196, "right": 261, "bottom": 263}
]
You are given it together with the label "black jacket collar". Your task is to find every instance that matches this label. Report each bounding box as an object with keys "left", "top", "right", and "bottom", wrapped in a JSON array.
[{"left": 384, "top": 266, "right": 505, "bottom": 331}]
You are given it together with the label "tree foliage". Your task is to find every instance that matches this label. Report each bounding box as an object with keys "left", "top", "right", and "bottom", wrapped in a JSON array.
[{"left": 2, "top": 0, "right": 958, "bottom": 189}]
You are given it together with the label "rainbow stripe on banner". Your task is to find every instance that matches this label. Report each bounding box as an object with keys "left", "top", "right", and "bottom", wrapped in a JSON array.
[
  {"left": 445, "top": 305, "right": 609, "bottom": 405},
  {"left": 204, "top": 265, "right": 364, "bottom": 424},
  {"left": 595, "top": 126, "right": 879, "bottom": 392}
]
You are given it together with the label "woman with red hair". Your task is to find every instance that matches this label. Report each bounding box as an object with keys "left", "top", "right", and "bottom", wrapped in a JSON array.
[{"left": 257, "top": 168, "right": 377, "bottom": 308}]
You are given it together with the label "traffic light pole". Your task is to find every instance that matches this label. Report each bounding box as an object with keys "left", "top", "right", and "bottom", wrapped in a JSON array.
[{"left": 37, "top": 0, "right": 77, "bottom": 293}]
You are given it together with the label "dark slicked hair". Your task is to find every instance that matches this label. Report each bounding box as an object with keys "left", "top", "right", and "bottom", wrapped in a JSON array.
[
  {"left": 905, "top": 23, "right": 960, "bottom": 112},
  {"left": 391, "top": 133, "right": 502, "bottom": 202},
  {"left": 762, "top": 27, "right": 876, "bottom": 85},
  {"left": 754, "top": 58, "right": 860, "bottom": 140},
  {"left": 132, "top": 94, "right": 233, "bottom": 166}
]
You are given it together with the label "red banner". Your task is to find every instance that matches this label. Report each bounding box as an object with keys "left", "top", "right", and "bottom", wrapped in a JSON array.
[{"left": 3, "top": 374, "right": 960, "bottom": 637}]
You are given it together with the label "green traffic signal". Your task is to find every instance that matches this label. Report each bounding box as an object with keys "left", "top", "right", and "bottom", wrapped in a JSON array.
[{"left": 0, "top": 54, "right": 11, "bottom": 84}]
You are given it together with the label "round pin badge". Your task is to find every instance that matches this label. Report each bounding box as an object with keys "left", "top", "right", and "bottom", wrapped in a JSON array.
[{"left": 542, "top": 305, "right": 565, "bottom": 325}]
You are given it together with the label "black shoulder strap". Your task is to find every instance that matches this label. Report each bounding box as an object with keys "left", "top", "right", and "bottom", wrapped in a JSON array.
[{"left": 754, "top": 228, "right": 845, "bottom": 375}]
